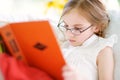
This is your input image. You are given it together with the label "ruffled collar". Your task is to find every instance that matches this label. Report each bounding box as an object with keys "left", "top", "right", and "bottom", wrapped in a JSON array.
[{"left": 81, "top": 34, "right": 98, "bottom": 47}]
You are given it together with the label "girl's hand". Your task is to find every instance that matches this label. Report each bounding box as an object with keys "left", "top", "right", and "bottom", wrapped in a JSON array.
[{"left": 62, "top": 65, "right": 82, "bottom": 80}]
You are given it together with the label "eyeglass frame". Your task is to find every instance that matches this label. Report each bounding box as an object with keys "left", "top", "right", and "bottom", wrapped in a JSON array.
[{"left": 57, "top": 21, "right": 93, "bottom": 36}]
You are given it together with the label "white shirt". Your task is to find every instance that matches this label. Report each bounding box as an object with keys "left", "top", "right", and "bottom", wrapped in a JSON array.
[{"left": 61, "top": 34, "right": 117, "bottom": 80}]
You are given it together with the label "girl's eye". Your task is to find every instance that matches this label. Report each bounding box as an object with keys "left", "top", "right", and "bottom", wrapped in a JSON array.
[
  {"left": 74, "top": 27, "right": 81, "bottom": 30},
  {"left": 63, "top": 24, "right": 69, "bottom": 28}
]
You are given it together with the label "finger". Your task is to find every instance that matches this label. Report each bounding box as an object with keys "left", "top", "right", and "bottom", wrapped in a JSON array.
[
  {"left": 62, "top": 71, "right": 74, "bottom": 77},
  {"left": 62, "top": 71, "right": 77, "bottom": 80},
  {"left": 62, "top": 65, "right": 72, "bottom": 71}
]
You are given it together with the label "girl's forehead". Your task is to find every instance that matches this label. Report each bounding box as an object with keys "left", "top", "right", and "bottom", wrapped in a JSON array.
[{"left": 62, "top": 9, "right": 91, "bottom": 26}]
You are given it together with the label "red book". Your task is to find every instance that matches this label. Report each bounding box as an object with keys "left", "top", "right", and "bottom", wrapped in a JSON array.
[{"left": 0, "top": 21, "right": 65, "bottom": 80}]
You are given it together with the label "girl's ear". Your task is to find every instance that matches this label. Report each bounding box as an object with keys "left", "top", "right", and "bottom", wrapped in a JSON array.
[
  {"left": 95, "top": 27, "right": 99, "bottom": 33},
  {"left": 92, "top": 26, "right": 99, "bottom": 33}
]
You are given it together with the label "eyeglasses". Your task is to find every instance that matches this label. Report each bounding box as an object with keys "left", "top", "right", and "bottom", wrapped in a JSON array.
[{"left": 57, "top": 21, "right": 92, "bottom": 36}]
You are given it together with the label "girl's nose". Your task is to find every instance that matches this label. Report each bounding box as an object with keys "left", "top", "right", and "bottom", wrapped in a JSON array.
[{"left": 66, "top": 30, "right": 74, "bottom": 37}]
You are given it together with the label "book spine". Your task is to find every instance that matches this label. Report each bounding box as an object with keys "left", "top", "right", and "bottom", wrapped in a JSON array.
[
  {"left": 0, "top": 25, "right": 27, "bottom": 63},
  {"left": 0, "top": 36, "right": 3, "bottom": 53},
  {"left": 0, "top": 44, "right": 2, "bottom": 53}
]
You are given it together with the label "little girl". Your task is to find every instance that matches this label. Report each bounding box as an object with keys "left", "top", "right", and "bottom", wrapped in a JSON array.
[{"left": 57, "top": 0, "right": 117, "bottom": 80}]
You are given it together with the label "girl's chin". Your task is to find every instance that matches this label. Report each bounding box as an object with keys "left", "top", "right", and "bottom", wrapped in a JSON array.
[
  {"left": 69, "top": 42, "right": 81, "bottom": 46},
  {"left": 69, "top": 41, "right": 82, "bottom": 46}
]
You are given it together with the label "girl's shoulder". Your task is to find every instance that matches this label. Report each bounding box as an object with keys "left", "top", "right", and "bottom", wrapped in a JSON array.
[
  {"left": 93, "top": 34, "right": 118, "bottom": 57},
  {"left": 98, "top": 34, "right": 118, "bottom": 48}
]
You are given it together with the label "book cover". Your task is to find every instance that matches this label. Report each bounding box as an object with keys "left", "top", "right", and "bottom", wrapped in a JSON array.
[{"left": 0, "top": 21, "right": 65, "bottom": 80}]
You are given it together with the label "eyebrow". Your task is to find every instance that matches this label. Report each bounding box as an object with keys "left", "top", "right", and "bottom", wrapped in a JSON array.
[{"left": 63, "top": 20, "right": 83, "bottom": 28}]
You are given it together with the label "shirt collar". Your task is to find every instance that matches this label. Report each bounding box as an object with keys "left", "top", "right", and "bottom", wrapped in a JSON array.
[{"left": 82, "top": 34, "right": 98, "bottom": 47}]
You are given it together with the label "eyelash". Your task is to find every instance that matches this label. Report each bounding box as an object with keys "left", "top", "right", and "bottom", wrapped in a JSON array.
[
  {"left": 63, "top": 25, "right": 69, "bottom": 28},
  {"left": 64, "top": 25, "right": 82, "bottom": 30},
  {"left": 74, "top": 27, "right": 81, "bottom": 30}
]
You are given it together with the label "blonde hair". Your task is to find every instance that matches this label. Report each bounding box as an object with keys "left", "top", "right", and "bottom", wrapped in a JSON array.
[{"left": 61, "top": 0, "right": 110, "bottom": 37}]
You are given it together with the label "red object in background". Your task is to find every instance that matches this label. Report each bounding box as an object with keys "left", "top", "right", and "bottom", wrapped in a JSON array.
[{"left": 0, "top": 54, "right": 53, "bottom": 80}]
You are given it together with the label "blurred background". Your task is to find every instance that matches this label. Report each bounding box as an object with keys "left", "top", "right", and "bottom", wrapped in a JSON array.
[
  {"left": 0, "top": 0, "right": 67, "bottom": 23},
  {"left": 0, "top": 0, "right": 119, "bottom": 22}
]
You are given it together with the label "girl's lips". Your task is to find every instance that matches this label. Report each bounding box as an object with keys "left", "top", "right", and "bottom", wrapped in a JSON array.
[{"left": 69, "top": 39, "right": 76, "bottom": 42}]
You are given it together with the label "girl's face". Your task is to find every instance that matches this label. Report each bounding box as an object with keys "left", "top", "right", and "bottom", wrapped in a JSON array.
[{"left": 62, "top": 9, "right": 97, "bottom": 46}]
